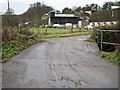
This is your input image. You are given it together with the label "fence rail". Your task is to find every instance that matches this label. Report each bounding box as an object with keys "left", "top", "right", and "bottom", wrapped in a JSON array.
[
  {"left": 96, "top": 29, "right": 120, "bottom": 32},
  {"left": 95, "top": 29, "right": 120, "bottom": 51},
  {"left": 29, "top": 28, "right": 89, "bottom": 35}
]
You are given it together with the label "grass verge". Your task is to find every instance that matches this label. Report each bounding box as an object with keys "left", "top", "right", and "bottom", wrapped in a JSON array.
[
  {"left": 86, "top": 37, "right": 95, "bottom": 42},
  {"left": 98, "top": 49, "right": 120, "bottom": 65}
]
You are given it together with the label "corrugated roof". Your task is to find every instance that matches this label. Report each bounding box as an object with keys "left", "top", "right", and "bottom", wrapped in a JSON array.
[{"left": 55, "top": 14, "right": 78, "bottom": 17}]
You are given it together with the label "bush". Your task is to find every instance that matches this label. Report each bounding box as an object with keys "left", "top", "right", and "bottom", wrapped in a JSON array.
[
  {"left": 2, "top": 27, "right": 34, "bottom": 43},
  {"left": 18, "top": 28, "right": 34, "bottom": 36}
]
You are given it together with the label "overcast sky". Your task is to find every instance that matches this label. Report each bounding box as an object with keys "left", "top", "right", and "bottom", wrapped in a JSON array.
[{"left": 0, "top": 0, "right": 118, "bottom": 14}]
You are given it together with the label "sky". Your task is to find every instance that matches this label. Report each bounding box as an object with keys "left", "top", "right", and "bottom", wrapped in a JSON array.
[{"left": 0, "top": 0, "right": 118, "bottom": 14}]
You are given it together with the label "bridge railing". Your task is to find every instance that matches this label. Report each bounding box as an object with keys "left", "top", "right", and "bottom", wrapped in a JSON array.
[{"left": 95, "top": 29, "right": 120, "bottom": 51}]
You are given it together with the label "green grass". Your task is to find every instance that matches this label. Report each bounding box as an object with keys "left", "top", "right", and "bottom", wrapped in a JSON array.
[
  {"left": 41, "top": 31, "right": 90, "bottom": 39},
  {"left": 86, "top": 37, "right": 95, "bottom": 42},
  {"left": 98, "top": 49, "right": 120, "bottom": 65}
]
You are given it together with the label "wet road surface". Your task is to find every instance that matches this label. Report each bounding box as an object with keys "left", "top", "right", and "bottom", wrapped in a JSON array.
[{"left": 2, "top": 35, "right": 118, "bottom": 88}]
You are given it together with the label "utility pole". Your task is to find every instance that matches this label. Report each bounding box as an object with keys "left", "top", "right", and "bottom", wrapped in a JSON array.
[{"left": 8, "top": 0, "right": 10, "bottom": 26}]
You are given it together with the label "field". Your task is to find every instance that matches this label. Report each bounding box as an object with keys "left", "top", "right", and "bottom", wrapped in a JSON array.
[{"left": 29, "top": 28, "right": 89, "bottom": 34}]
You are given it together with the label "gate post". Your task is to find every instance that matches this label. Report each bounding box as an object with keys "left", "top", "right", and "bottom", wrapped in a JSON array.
[
  {"left": 101, "top": 30, "right": 103, "bottom": 51},
  {"left": 97, "top": 30, "right": 99, "bottom": 44}
]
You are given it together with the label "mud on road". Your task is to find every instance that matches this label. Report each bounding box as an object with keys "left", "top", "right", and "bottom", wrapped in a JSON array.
[{"left": 2, "top": 35, "right": 118, "bottom": 88}]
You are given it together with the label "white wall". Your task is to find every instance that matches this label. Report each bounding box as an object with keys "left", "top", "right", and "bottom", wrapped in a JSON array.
[{"left": 89, "top": 21, "right": 118, "bottom": 27}]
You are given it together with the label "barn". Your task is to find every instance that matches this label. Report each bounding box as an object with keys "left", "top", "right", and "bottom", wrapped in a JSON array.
[
  {"left": 42, "top": 11, "right": 80, "bottom": 25},
  {"left": 48, "top": 11, "right": 80, "bottom": 25}
]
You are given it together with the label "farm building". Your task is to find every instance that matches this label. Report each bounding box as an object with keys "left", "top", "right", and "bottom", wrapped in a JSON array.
[{"left": 42, "top": 10, "right": 80, "bottom": 25}]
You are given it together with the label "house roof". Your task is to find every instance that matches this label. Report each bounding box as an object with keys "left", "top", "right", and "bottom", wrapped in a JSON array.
[
  {"left": 55, "top": 14, "right": 78, "bottom": 17},
  {"left": 82, "top": 7, "right": 91, "bottom": 11},
  {"left": 90, "top": 8, "right": 120, "bottom": 22}
]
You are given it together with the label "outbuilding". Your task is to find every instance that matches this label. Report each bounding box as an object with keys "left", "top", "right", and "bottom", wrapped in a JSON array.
[{"left": 42, "top": 10, "right": 80, "bottom": 25}]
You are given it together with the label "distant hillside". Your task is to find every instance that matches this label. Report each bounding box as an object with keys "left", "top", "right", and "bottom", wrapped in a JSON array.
[{"left": 21, "top": 2, "right": 53, "bottom": 24}]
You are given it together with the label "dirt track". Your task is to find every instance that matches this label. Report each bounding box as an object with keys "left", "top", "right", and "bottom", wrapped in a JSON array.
[{"left": 2, "top": 35, "right": 118, "bottom": 88}]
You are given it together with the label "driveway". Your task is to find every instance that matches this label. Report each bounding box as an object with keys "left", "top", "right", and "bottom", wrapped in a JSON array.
[{"left": 2, "top": 35, "right": 118, "bottom": 88}]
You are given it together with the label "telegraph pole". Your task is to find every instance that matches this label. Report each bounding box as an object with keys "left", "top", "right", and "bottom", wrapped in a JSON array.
[{"left": 8, "top": 0, "right": 10, "bottom": 26}]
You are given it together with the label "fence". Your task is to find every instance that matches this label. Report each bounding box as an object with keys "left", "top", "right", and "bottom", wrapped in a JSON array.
[
  {"left": 95, "top": 29, "right": 120, "bottom": 51},
  {"left": 29, "top": 27, "right": 89, "bottom": 35}
]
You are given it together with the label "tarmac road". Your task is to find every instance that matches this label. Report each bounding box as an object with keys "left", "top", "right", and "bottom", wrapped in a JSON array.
[{"left": 2, "top": 35, "right": 118, "bottom": 88}]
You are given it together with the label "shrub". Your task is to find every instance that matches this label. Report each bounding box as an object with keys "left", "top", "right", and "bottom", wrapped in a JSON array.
[{"left": 2, "top": 27, "right": 34, "bottom": 43}]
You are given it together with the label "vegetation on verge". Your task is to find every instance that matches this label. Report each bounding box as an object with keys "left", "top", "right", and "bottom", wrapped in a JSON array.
[
  {"left": 86, "top": 36, "right": 95, "bottom": 42},
  {"left": 86, "top": 30, "right": 95, "bottom": 42},
  {"left": 98, "top": 49, "right": 120, "bottom": 65},
  {"left": 1, "top": 35, "right": 40, "bottom": 63}
]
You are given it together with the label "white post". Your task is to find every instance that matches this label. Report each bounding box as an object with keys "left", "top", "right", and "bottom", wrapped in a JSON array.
[{"left": 48, "top": 17, "right": 51, "bottom": 25}]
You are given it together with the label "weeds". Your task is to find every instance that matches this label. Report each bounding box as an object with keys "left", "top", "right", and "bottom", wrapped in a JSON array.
[{"left": 98, "top": 49, "right": 120, "bottom": 65}]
